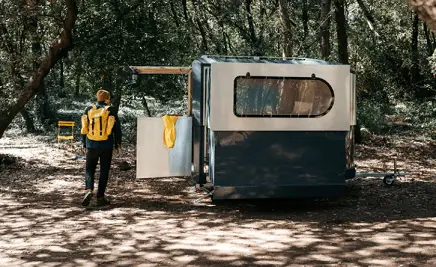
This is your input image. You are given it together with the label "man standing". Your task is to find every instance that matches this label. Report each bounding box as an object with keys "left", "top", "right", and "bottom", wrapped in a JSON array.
[{"left": 80, "top": 89, "right": 122, "bottom": 207}]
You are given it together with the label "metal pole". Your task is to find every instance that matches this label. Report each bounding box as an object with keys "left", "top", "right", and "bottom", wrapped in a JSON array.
[{"left": 188, "top": 70, "right": 192, "bottom": 116}]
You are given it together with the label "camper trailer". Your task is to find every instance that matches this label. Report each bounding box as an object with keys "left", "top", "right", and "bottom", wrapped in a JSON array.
[{"left": 133, "top": 55, "right": 357, "bottom": 200}]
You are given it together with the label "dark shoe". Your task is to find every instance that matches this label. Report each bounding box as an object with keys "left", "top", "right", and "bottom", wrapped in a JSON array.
[
  {"left": 96, "top": 197, "right": 110, "bottom": 206},
  {"left": 81, "top": 190, "right": 93, "bottom": 207}
]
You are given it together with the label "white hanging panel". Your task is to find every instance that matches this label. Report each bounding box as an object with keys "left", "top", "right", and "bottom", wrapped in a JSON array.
[{"left": 136, "top": 116, "right": 192, "bottom": 178}]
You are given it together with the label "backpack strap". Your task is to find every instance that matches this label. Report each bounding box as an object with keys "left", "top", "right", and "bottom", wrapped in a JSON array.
[{"left": 88, "top": 104, "right": 98, "bottom": 135}]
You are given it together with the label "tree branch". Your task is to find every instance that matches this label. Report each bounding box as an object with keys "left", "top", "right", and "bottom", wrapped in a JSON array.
[
  {"left": 0, "top": 0, "right": 78, "bottom": 138},
  {"left": 356, "top": 0, "right": 379, "bottom": 37}
]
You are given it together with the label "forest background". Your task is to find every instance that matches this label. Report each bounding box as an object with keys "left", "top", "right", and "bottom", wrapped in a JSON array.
[{"left": 0, "top": 0, "right": 435, "bottom": 142}]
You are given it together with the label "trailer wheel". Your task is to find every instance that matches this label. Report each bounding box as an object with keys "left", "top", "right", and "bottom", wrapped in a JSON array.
[{"left": 383, "top": 175, "right": 395, "bottom": 186}]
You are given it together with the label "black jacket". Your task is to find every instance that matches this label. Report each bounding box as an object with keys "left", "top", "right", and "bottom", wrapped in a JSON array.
[{"left": 82, "top": 101, "right": 122, "bottom": 149}]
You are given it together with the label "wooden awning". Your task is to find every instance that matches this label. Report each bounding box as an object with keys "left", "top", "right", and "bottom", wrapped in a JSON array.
[{"left": 129, "top": 66, "right": 191, "bottom": 75}]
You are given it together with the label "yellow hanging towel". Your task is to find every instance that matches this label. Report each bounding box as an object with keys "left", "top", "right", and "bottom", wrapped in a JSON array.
[{"left": 162, "top": 115, "right": 179, "bottom": 148}]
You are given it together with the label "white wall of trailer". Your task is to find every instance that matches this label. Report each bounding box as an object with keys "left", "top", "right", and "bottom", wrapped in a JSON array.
[{"left": 209, "top": 62, "right": 353, "bottom": 132}]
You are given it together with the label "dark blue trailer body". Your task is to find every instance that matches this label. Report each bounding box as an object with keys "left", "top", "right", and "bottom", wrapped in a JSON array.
[{"left": 190, "top": 56, "right": 356, "bottom": 200}]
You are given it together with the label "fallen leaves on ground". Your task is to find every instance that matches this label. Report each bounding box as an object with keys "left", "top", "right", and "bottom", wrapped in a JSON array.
[{"left": 0, "top": 134, "right": 435, "bottom": 266}]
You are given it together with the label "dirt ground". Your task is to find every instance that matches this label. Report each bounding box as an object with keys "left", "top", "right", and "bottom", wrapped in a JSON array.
[{"left": 0, "top": 134, "right": 436, "bottom": 267}]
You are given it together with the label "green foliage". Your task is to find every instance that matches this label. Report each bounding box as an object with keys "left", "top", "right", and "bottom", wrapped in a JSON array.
[
  {"left": 0, "top": 0, "right": 435, "bottom": 138},
  {"left": 393, "top": 100, "right": 436, "bottom": 134},
  {"left": 357, "top": 95, "right": 436, "bottom": 138},
  {"left": 357, "top": 96, "right": 393, "bottom": 134}
]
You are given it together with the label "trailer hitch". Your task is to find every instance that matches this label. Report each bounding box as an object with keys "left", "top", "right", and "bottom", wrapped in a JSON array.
[{"left": 354, "top": 157, "right": 407, "bottom": 186}]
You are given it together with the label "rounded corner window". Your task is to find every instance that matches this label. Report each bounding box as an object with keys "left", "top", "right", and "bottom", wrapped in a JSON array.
[{"left": 233, "top": 76, "right": 335, "bottom": 118}]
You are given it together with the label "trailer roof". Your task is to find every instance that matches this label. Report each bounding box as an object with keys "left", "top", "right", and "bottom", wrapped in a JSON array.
[{"left": 196, "top": 55, "right": 347, "bottom": 65}]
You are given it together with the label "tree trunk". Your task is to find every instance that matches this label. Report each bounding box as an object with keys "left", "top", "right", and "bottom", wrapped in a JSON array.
[
  {"left": 411, "top": 12, "right": 425, "bottom": 98},
  {"left": 356, "top": 0, "right": 377, "bottom": 36},
  {"left": 24, "top": 0, "right": 41, "bottom": 132},
  {"left": 278, "top": 0, "right": 293, "bottom": 57},
  {"left": 75, "top": 71, "right": 81, "bottom": 96},
  {"left": 20, "top": 107, "right": 36, "bottom": 133},
  {"left": 196, "top": 18, "right": 208, "bottom": 53},
  {"left": 28, "top": 0, "right": 41, "bottom": 69},
  {"left": 423, "top": 23, "right": 433, "bottom": 56},
  {"left": 169, "top": 1, "right": 180, "bottom": 27},
  {"left": 59, "top": 59, "right": 64, "bottom": 88},
  {"left": 424, "top": 23, "right": 436, "bottom": 93},
  {"left": 334, "top": 0, "right": 349, "bottom": 64},
  {"left": 320, "top": 0, "right": 332, "bottom": 59},
  {"left": 142, "top": 96, "right": 152, "bottom": 117},
  {"left": 29, "top": 7, "right": 53, "bottom": 129},
  {"left": 245, "top": 0, "right": 262, "bottom": 55},
  {"left": 182, "top": 0, "right": 189, "bottom": 21},
  {"left": 432, "top": 32, "right": 436, "bottom": 48},
  {"left": 191, "top": 0, "right": 208, "bottom": 53},
  {"left": 112, "top": 74, "right": 122, "bottom": 114},
  {"left": 412, "top": 12, "right": 419, "bottom": 85},
  {"left": 302, "top": 0, "right": 309, "bottom": 40},
  {"left": 38, "top": 85, "right": 54, "bottom": 128},
  {"left": 0, "top": 0, "right": 78, "bottom": 139},
  {"left": 334, "top": 0, "right": 361, "bottom": 142},
  {"left": 220, "top": 21, "right": 228, "bottom": 54}
]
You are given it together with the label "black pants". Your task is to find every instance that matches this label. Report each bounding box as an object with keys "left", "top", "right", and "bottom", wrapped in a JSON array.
[{"left": 85, "top": 147, "right": 113, "bottom": 198}]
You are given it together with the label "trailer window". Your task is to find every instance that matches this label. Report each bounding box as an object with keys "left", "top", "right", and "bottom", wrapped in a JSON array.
[{"left": 234, "top": 76, "right": 334, "bottom": 117}]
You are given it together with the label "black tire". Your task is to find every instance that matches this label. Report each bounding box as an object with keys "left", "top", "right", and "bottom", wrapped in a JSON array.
[{"left": 383, "top": 175, "right": 395, "bottom": 186}]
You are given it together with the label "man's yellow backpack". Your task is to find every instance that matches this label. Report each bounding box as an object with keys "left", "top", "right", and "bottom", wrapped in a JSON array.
[{"left": 81, "top": 104, "right": 116, "bottom": 141}]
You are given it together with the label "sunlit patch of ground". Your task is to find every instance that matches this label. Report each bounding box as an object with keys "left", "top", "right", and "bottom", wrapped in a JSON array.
[{"left": 0, "top": 135, "right": 435, "bottom": 266}]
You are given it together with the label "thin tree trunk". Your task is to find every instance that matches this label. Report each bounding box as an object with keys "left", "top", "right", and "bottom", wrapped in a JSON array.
[
  {"left": 334, "top": 0, "right": 349, "bottom": 64},
  {"left": 169, "top": 1, "right": 180, "bottom": 27},
  {"left": 432, "top": 32, "right": 436, "bottom": 48},
  {"left": 423, "top": 23, "right": 433, "bottom": 56},
  {"left": 356, "top": 0, "right": 376, "bottom": 30},
  {"left": 59, "top": 59, "right": 64, "bottom": 88},
  {"left": 320, "top": 0, "right": 332, "bottom": 59},
  {"left": 220, "top": 22, "right": 228, "bottom": 54},
  {"left": 20, "top": 107, "right": 36, "bottom": 133},
  {"left": 112, "top": 74, "right": 122, "bottom": 114},
  {"left": 278, "top": 0, "right": 293, "bottom": 57},
  {"left": 142, "top": 96, "right": 152, "bottom": 117},
  {"left": 27, "top": 0, "right": 41, "bottom": 70},
  {"left": 182, "top": 0, "right": 189, "bottom": 21},
  {"left": 334, "top": 0, "right": 360, "bottom": 141},
  {"left": 75, "top": 72, "right": 80, "bottom": 96},
  {"left": 245, "top": 0, "right": 262, "bottom": 55},
  {"left": 254, "top": 0, "right": 266, "bottom": 56},
  {"left": 191, "top": 0, "right": 208, "bottom": 53},
  {"left": 40, "top": 85, "right": 54, "bottom": 127},
  {"left": 276, "top": 0, "right": 296, "bottom": 114},
  {"left": 0, "top": 0, "right": 78, "bottom": 139},
  {"left": 302, "top": 0, "right": 309, "bottom": 40},
  {"left": 412, "top": 13, "right": 419, "bottom": 86},
  {"left": 28, "top": 0, "right": 48, "bottom": 128}
]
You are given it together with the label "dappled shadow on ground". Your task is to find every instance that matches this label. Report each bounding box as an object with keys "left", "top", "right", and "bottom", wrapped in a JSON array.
[
  {"left": 0, "top": 136, "right": 436, "bottom": 266},
  {"left": 1, "top": 180, "right": 436, "bottom": 267}
]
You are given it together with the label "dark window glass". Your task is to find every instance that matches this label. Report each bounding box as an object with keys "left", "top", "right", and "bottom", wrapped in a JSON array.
[{"left": 234, "top": 76, "right": 334, "bottom": 117}]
